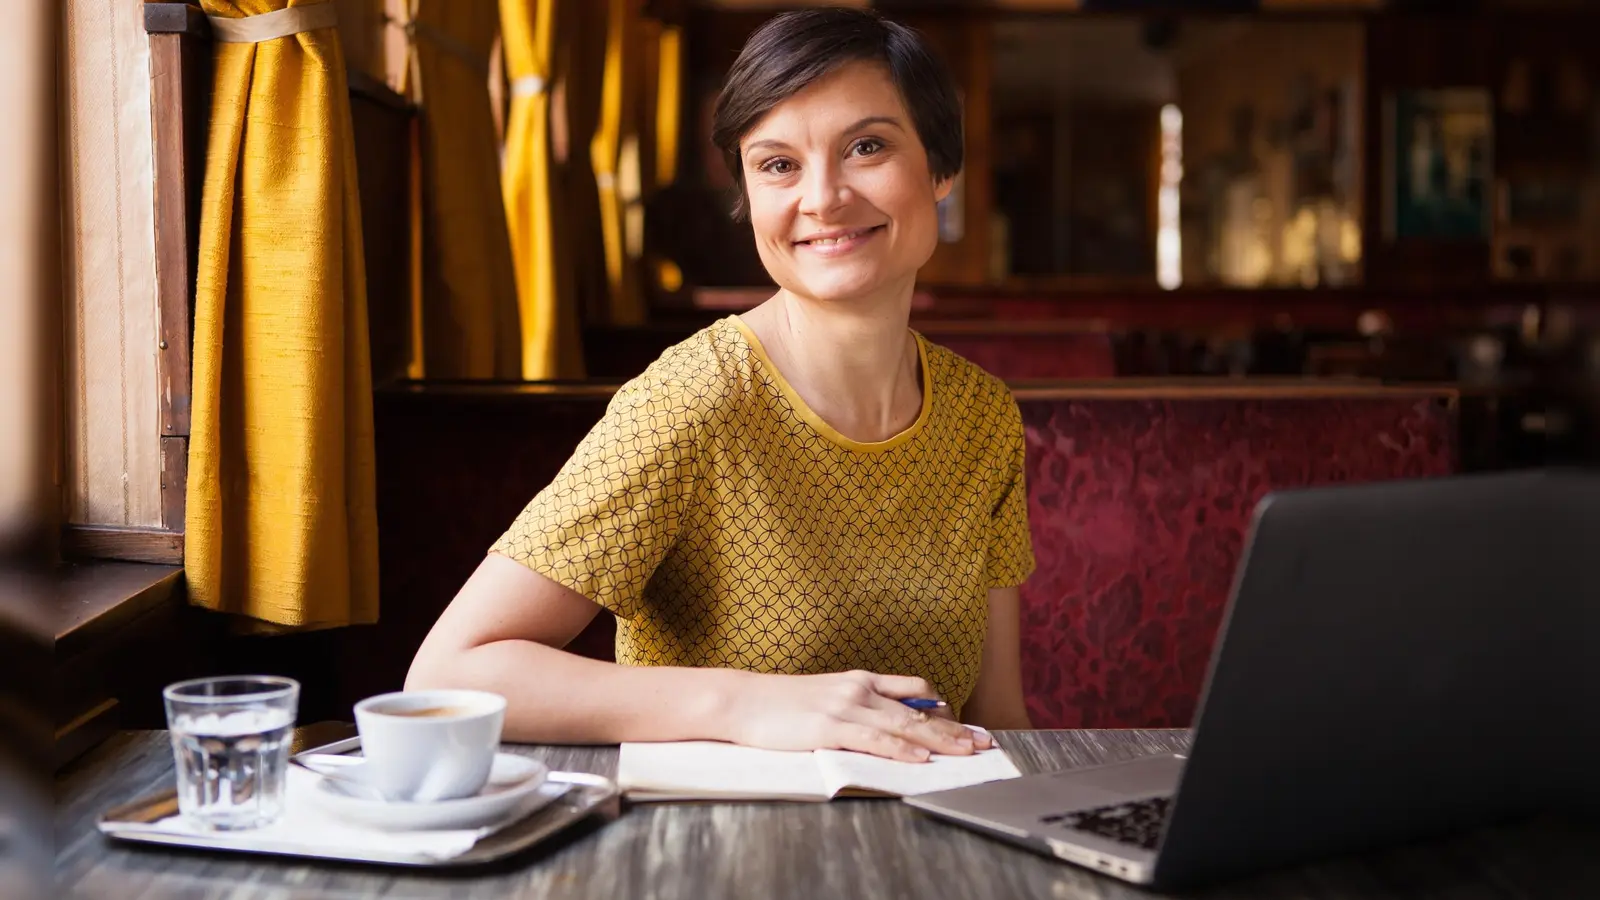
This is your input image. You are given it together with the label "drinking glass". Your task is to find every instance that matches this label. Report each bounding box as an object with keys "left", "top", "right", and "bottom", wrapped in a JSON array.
[{"left": 163, "top": 675, "right": 300, "bottom": 830}]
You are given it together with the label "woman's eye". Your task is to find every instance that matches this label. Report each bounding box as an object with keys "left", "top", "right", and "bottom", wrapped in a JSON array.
[
  {"left": 760, "top": 159, "right": 795, "bottom": 175},
  {"left": 851, "top": 139, "right": 883, "bottom": 157}
]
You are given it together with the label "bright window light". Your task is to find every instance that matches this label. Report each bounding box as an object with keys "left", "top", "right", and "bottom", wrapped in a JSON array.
[{"left": 1157, "top": 104, "right": 1183, "bottom": 290}]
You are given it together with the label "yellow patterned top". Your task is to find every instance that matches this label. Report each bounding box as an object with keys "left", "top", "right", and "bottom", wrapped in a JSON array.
[{"left": 491, "top": 316, "right": 1035, "bottom": 713}]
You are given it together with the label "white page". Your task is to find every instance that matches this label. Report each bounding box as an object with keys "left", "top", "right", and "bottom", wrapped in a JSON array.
[
  {"left": 617, "top": 741, "right": 828, "bottom": 802},
  {"left": 813, "top": 745, "right": 1022, "bottom": 798}
]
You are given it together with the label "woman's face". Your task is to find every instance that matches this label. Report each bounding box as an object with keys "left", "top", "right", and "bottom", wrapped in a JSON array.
[{"left": 739, "top": 60, "right": 951, "bottom": 306}]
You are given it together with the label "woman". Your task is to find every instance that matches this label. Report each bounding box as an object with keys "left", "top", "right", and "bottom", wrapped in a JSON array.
[{"left": 408, "top": 8, "right": 1035, "bottom": 762}]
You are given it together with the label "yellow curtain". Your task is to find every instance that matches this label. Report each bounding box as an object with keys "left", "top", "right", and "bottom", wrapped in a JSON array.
[
  {"left": 187, "top": 0, "right": 378, "bottom": 629},
  {"left": 555, "top": 0, "right": 610, "bottom": 328},
  {"left": 637, "top": 16, "right": 685, "bottom": 295},
  {"left": 591, "top": 0, "right": 644, "bottom": 326},
  {"left": 401, "top": 1, "right": 522, "bottom": 379},
  {"left": 501, "top": 0, "right": 585, "bottom": 379},
  {"left": 654, "top": 23, "right": 682, "bottom": 190}
]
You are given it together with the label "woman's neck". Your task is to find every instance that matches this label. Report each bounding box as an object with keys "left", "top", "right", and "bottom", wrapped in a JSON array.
[{"left": 742, "top": 282, "right": 923, "bottom": 444}]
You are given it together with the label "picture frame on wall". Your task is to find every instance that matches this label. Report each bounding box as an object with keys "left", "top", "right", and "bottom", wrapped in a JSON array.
[{"left": 1381, "top": 88, "right": 1493, "bottom": 241}]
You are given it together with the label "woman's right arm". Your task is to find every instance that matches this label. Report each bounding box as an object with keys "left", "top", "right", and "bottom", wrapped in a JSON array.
[{"left": 405, "top": 554, "right": 986, "bottom": 761}]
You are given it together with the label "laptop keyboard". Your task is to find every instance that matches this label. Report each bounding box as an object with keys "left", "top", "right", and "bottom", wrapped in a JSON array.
[{"left": 1040, "top": 795, "right": 1172, "bottom": 850}]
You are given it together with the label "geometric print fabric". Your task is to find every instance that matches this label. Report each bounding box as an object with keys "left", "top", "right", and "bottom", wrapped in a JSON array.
[{"left": 491, "top": 316, "right": 1035, "bottom": 715}]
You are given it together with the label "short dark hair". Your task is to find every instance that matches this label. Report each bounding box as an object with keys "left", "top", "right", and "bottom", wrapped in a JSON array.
[{"left": 710, "top": 9, "right": 963, "bottom": 221}]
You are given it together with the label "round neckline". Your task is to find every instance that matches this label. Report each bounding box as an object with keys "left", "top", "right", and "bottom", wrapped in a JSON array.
[{"left": 728, "top": 316, "right": 932, "bottom": 453}]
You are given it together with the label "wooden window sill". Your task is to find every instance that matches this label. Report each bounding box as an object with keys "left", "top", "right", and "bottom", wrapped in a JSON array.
[
  {"left": 56, "top": 561, "right": 184, "bottom": 657},
  {"left": 54, "top": 561, "right": 185, "bottom": 770}
]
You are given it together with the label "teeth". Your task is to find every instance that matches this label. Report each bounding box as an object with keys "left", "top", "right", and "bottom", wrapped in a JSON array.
[{"left": 808, "top": 229, "right": 867, "bottom": 246}]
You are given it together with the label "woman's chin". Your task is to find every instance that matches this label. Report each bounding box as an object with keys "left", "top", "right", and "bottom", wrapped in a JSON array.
[{"left": 790, "top": 269, "right": 905, "bottom": 305}]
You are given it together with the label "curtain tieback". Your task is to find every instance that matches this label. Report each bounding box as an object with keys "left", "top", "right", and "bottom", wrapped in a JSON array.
[
  {"left": 385, "top": 15, "right": 490, "bottom": 76},
  {"left": 208, "top": 3, "right": 337, "bottom": 43},
  {"left": 511, "top": 75, "right": 547, "bottom": 98}
]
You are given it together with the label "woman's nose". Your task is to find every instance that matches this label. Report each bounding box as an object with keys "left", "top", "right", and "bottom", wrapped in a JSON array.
[{"left": 798, "top": 161, "right": 850, "bottom": 218}]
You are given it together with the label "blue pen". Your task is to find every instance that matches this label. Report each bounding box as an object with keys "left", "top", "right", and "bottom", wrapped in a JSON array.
[{"left": 900, "top": 698, "right": 947, "bottom": 711}]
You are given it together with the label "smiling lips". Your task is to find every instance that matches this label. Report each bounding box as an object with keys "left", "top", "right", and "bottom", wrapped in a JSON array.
[{"left": 794, "top": 225, "right": 884, "bottom": 255}]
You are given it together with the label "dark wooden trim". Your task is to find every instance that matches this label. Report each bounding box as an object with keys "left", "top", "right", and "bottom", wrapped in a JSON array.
[
  {"left": 62, "top": 526, "right": 184, "bottom": 566},
  {"left": 160, "top": 436, "right": 188, "bottom": 531},
  {"left": 54, "top": 698, "right": 120, "bottom": 772},
  {"left": 149, "top": 34, "right": 195, "bottom": 438},
  {"left": 139, "top": 5, "right": 212, "bottom": 567},
  {"left": 347, "top": 69, "right": 412, "bottom": 113},
  {"left": 143, "top": 2, "right": 210, "bottom": 38}
]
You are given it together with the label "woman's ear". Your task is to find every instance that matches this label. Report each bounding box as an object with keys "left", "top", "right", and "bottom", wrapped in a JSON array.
[{"left": 933, "top": 175, "right": 954, "bottom": 204}]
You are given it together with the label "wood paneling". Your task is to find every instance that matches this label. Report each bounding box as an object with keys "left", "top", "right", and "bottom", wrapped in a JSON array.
[
  {"left": 160, "top": 436, "right": 187, "bottom": 531},
  {"left": 62, "top": 0, "right": 164, "bottom": 529},
  {"left": 54, "top": 698, "right": 119, "bottom": 772},
  {"left": 348, "top": 74, "right": 418, "bottom": 386},
  {"left": 912, "top": 19, "right": 994, "bottom": 286}
]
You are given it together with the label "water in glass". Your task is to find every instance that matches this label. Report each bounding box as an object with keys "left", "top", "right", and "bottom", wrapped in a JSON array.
[{"left": 164, "top": 676, "right": 299, "bottom": 830}]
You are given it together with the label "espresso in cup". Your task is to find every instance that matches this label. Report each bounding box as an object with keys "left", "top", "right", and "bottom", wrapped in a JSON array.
[
  {"left": 385, "top": 705, "right": 474, "bottom": 719},
  {"left": 353, "top": 689, "right": 506, "bottom": 802}
]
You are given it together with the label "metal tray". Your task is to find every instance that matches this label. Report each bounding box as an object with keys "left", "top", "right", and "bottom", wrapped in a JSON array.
[{"left": 96, "top": 735, "right": 620, "bottom": 868}]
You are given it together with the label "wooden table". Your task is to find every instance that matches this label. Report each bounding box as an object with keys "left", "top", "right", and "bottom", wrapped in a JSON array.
[{"left": 56, "top": 728, "right": 1599, "bottom": 899}]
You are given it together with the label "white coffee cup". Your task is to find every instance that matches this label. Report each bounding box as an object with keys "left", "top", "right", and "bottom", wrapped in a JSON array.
[{"left": 352, "top": 689, "right": 506, "bottom": 803}]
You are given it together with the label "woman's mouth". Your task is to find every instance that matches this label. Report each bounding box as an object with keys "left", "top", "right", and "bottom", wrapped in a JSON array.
[{"left": 794, "top": 225, "right": 885, "bottom": 255}]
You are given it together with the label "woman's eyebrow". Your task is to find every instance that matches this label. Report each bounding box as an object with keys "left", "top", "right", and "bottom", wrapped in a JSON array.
[
  {"left": 841, "top": 115, "right": 904, "bottom": 134},
  {"left": 743, "top": 137, "right": 792, "bottom": 156},
  {"left": 742, "top": 115, "right": 906, "bottom": 157}
]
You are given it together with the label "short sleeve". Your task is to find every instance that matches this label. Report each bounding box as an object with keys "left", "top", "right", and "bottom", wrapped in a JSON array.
[
  {"left": 985, "top": 395, "right": 1036, "bottom": 589},
  {"left": 489, "top": 373, "right": 704, "bottom": 620}
]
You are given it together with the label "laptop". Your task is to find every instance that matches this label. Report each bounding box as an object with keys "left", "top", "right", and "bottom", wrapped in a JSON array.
[{"left": 905, "top": 469, "right": 1599, "bottom": 890}]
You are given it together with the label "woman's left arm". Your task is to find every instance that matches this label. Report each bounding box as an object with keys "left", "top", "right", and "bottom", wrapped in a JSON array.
[{"left": 962, "top": 586, "right": 1034, "bottom": 730}]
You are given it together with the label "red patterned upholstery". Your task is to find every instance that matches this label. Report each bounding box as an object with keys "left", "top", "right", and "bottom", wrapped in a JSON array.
[
  {"left": 358, "top": 386, "right": 1456, "bottom": 729},
  {"left": 1018, "top": 395, "right": 1457, "bottom": 729}
]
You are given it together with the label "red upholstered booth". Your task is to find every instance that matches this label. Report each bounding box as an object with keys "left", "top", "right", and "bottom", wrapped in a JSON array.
[
  {"left": 350, "top": 381, "right": 1456, "bottom": 729},
  {"left": 1012, "top": 385, "right": 1457, "bottom": 728}
]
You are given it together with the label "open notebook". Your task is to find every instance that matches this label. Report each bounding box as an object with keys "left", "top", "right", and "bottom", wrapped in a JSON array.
[{"left": 618, "top": 732, "right": 1023, "bottom": 802}]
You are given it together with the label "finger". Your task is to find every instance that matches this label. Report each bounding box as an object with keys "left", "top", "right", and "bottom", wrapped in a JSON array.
[
  {"left": 863, "top": 672, "right": 938, "bottom": 700},
  {"left": 855, "top": 694, "right": 977, "bottom": 756},
  {"left": 832, "top": 722, "right": 932, "bottom": 763},
  {"left": 962, "top": 723, "right": 995, "bottom": 749}
]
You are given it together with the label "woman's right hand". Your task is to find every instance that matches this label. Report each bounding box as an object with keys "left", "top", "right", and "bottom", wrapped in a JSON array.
[{"left": 717, "top": 669, "right": 993, "bottom": 762}]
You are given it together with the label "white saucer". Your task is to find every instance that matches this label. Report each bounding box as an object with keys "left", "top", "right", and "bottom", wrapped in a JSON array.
[{"left": 302, "top": 753, "right": 562, "bottom": 832}]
